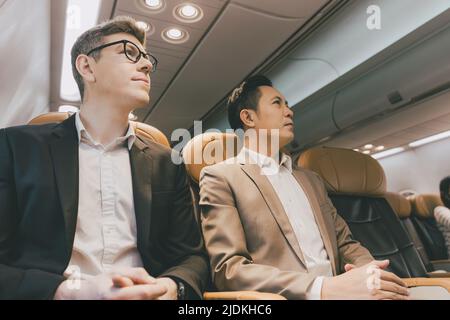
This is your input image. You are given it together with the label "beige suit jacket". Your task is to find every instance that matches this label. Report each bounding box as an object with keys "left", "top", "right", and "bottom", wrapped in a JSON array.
[{"left": 199, "top": 156, "right": 373, "bottom": 299}]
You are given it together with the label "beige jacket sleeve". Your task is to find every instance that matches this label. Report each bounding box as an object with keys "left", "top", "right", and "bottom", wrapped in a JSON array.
[{"left": 199, "top": 165, "right": 324, "bottom": 300}]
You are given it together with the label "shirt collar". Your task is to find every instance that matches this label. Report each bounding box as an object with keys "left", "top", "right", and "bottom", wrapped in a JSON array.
[
  {"left": 238, "top": 147, "right": 293, "bottom": 174},
  {"left": 75, "top": 112, "right": 136, "bottom": 150}
]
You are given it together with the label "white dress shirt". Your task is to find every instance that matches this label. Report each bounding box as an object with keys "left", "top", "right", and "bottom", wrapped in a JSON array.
[
  {"left": 64, "top": 113, "right": 143, "bottom": 279},
  {"left": 238, "top": 147, "right": 333, "bottom": 299}
]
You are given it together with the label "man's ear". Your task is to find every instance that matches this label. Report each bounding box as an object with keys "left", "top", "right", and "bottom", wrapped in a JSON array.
[
  {"left": 76, "top": 54, "right": 96, "bottom": 84},
  {"left": 240, "top": 109, "right": 256, "bottom": 129}
]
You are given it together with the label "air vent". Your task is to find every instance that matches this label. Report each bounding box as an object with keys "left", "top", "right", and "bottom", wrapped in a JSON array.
[{"left": 387, "top": 91, "right": 403, "bottom": 105}]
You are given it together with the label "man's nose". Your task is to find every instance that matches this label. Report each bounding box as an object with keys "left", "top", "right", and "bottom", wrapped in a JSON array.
[
  {"left": 285, "top": 105, "right": 293, "bottom": 118},
  {"left": 138, "top": 57, "right": 152, "bottom": 75}
]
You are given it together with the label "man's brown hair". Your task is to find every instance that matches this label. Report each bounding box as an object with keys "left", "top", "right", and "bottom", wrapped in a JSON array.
[{"left": 71, "top": 16, "right": 147, "bottom": 101}]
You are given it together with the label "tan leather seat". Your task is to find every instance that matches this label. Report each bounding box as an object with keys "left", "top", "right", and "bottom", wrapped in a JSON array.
[
  {"left": 298, "top": 146, "right": 386, "bottom": 196},
  {"left": 183, "top": 132, "right": 239, "bottom": 184},
  {"left": 298, "top": 146, "right": 428, "bottom": 278},
  {"left": 298, "top": 146, "right": 450, "bottom": 291},
  {"left": 409, "top": 194, "right": 444, "bottom": 219},
  {"left": 407, "top": 194, "right": 447, "bottom": 261},
  {"left": 385, "top": 192, "right": 412, "bottom": 220},
  {"left": 28, "top": 112, "right": 170, "bottom": 147}
]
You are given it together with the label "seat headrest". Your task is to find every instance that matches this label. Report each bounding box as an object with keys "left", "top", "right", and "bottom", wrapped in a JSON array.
[
  {"left": 133, "top": 122, "right": 170, "bottom": 147},
  {"left": 298, "top": 146, "right": 386, "bottom": 196},
  {"left": 408, "top": 194, "right": 444, "bottom": 219},
  {"left": 183, "top": 132, "right": 239, "bottom": 184},
  {"left": 28, "top": 112, "right": 170, "bottom": 147},
  {"left": 28, "top": 112, "right": 73, "bottom": 125},
  {"left": 385, "top": 192, "right": 411, "bottom": 219}
]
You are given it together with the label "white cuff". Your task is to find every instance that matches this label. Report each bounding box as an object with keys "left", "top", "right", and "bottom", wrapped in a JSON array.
[{"left": 306, "top": 276, "right": 324, "bottom": 300}]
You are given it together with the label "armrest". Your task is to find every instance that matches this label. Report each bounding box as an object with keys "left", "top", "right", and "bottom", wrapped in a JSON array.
[
  {"left": 403, "top": 278, "right": 450, "bottom": 293},
  {"left": 431, "top": 259, "right": 450, "bottom": 272},
  {"left": 203, "top": 291, "right": 286, "bottom": 300}
]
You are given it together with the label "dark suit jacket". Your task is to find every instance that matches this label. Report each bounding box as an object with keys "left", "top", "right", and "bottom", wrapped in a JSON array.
[{"left": 0, "top": 115, "right": 209, "bottom": 299}]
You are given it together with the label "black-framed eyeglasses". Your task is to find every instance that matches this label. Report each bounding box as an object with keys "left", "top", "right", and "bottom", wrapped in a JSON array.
[{"left": 86, "top": 39, "right": 158, "bottom": 73}]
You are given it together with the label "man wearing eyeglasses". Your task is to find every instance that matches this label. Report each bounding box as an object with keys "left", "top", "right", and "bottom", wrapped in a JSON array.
[{"left": 0, "top": 16, "right": 208, "bottom": 300}]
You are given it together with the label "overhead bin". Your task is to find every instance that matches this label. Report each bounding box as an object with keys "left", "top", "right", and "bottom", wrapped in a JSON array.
[{"left": 334, "top": 24, "right": 450, "bottom": 129}]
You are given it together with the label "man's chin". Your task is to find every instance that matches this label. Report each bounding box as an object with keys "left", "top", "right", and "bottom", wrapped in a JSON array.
[{"left": 132, "top": 94, "right": 150, "bottom": 109}]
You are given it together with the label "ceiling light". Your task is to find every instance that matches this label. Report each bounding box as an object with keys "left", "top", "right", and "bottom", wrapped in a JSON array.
[
  {"left": 364, "top": 144, "right": 374, "bottom": 150},
  {"left": 353, "top": 149, "right": 360, "bottom": 152},
  {"left": 409, "top": 130, "right": 450, "bottom": 148},
  {"left": 162, "top": 27, "right": 189, "bottom": 44},
  {"left": 136, "top": 21, "right": 151, "bottom": 32},
  {"left": 60, "top": 0, "right": 101, "bottom": 102},
  {"left": 144, "top": 0, "right": 163, "bottom": 9},
  {"left": 58, "top": 105, "right": 79, "bottom": 113},
  {"left": 362, "top": 150, "right": 371, "bottom": 155},
  {"left": 174, "top": 3, "right": 203, "bottom": 23},
  {"left": 167, "top": 28, "right": 183, "bottom": 39},
  {"left": 372, "top": 147, "right": 405, "bottom": 160},
  {"left": 181, "top": 5, "right": 197, "bottom": 17},
  {"left": 374, "top": 145, "right": 385, "bottom": 151}
]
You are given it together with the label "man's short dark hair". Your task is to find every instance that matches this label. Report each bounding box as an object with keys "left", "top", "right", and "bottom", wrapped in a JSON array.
[
  {"left": 227, "top": 75, "right": 273, "bottom": 130},
  {"left": 439, "top": 176, "right": 450, "bottom": 208},
  {"left": 71, "top": 16, "right": 147, "bottom": 101}
]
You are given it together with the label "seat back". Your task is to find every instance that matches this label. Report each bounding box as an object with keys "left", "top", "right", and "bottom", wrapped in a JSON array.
[
  {"left": 408, "top": 194, "right": 447, "bottom": 260},
  {"left": 28, "top": 112, "right": 170, "bottom": 147},
  {"left": 299, "top": 147, "right": 427, "bottom": 278},
  {"left": 182, "top": 132, "right": 239, "bottom": 222},
  {"left": 385, "top": 192, "right": 432, "bottom": 271}
]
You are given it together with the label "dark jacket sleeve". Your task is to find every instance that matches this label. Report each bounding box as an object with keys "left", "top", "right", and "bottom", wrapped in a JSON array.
[
  {"left": 159, "top": 161, "right": 210, "bottom": 299},
  {"left": 0, "top": 128, "right": 65, "bottom": 300}
]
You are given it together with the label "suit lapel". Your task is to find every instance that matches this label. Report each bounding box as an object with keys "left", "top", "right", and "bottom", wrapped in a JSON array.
[
  {"left": 130, "top": 137, "right": 153, "bottom": 249},
  {"left": 292, "top": 169, "right": 338, "bottom": 275},
  {"left": 49, "top": 116, "right": 79, "bottom": 255},
  {"left": 240, "top": 164, "right": 307, "bottom": 268}
]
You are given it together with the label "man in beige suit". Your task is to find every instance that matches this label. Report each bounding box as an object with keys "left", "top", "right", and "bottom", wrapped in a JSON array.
[{"left": 199, "top": 75, "right": 410, "bottom": 300}]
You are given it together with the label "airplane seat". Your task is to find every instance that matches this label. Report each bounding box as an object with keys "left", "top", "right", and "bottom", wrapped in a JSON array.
[
  {"left": 386, "top": 192, "right": 450, "bottom": 275},
  {"left": 298, "top": 146, "right": 427, "bottom": 278},
  {"left": 384, "top": 192, "right": 431, "bottom": 270},
  {"left": 182, "top": 132, "right": 285, "bottom": 300},
  {"left": 28, "top": 112, "right": 170, "bottom": 147},
  {"left": 28, "top": 111, "right": 73, "bottom": 125},
  {"left": 408, "top": 194, "right": 448, "bottom": 261},
  {"left": 298, "top": 147, "right": 450, "bottom": 295},
  {"left": 183, "top": 132, "right": 240, "bottom": 222}
]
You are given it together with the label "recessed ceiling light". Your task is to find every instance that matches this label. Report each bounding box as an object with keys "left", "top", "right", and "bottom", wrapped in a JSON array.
[
  {"left": 136, "top": 21, "right": 151, "bottom": 32},
  {"left": 167, "top": 28, "right": 183, "bottom": 39},
  {"left": 181, "top": 5, "right": 197, "bottom": 17},
  {"left": 362, "top": 150, "right": 371, "bottom": 155},
  {"left": 162, "top": 27, "right": 189, "bottom": 44},
  {"left": 174, "top": 3, "right": 203, "bottom": 23},
  {"left": 374, "top": 145, "right": 385, "bottom": 151},
  {"left": 353, "top": 149, "right": 360, "bottom": 152},
  {"left": 144, "top": 0, "right": 163, "bottom": 9},
  {"left": 364, "top": 144, "right": 374, "bottom": 150}
]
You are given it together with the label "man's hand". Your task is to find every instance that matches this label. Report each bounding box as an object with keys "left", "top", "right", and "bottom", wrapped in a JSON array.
[
  {"left": 321, "top": 260, "right": 410, "bottom": 300},
  {"left": 54, "top": 267, "right": 167, "bottom": 300},
  {"left": 155, "top": 277, "right": 179, "bottom": 300}
]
